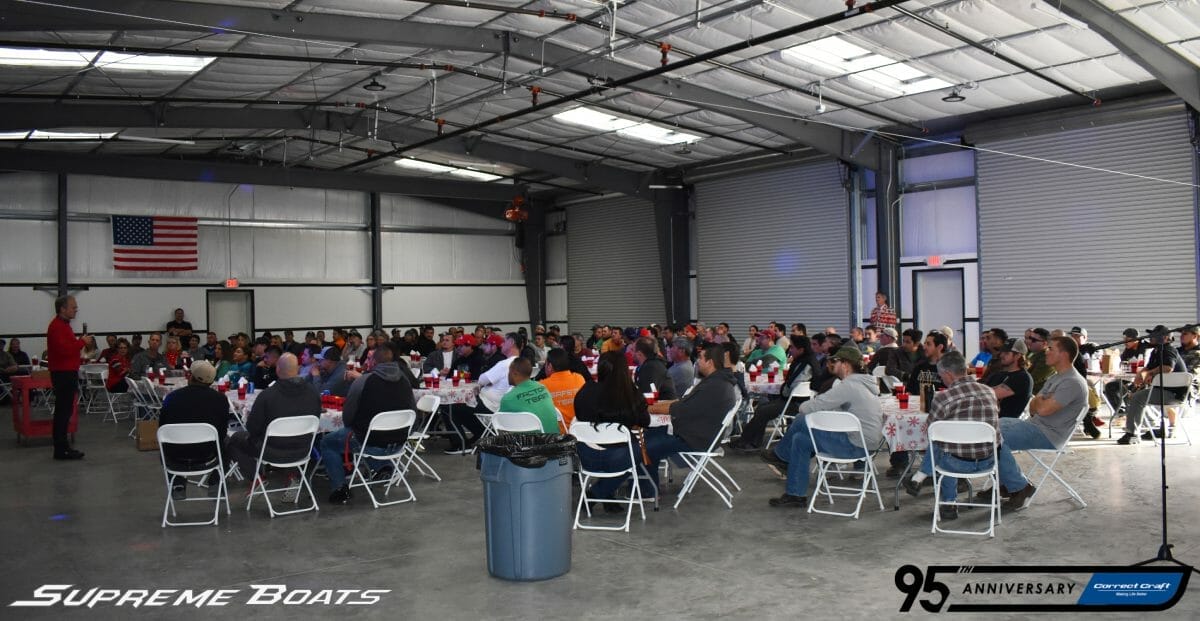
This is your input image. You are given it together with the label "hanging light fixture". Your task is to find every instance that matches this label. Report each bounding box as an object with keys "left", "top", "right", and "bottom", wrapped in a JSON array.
[
  {"left": 362, "top": 78, "right": 386, "bottom": 92},
  {"left": 941, "top": 87, "right": 965, "bottom": 103}
]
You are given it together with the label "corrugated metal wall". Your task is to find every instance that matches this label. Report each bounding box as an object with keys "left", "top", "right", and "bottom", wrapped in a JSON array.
[
  {"left": 566, "top": 195, "right": 664, "bottom": 329},
  {"left": 977, "top": 113, "right": 1198, "bottom": 338},
  {"left": 694, "top": 160, "right": 851, "bottom": 334}
]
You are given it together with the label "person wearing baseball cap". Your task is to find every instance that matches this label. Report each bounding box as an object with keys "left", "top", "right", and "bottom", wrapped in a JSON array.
[
  {"left": 867, "top": 327, "right": 902, "bottom": 378},
  {"left": 159, "top": 360, "right": 231, "bottom": 499},
  {"left": 453, "top": 334, "right": 485, "bottom": 380},
  {"left": 307, "top": 345, "right": 349, "bottom": 397},
  {"left": 982, "top": 338, "right": 1034, "bottom": 422},
  {"left": 1102, "top": 328, "right": 1148, "bottom": 425},
  {"left": 762, "top": 346, "right": 882, "bottom": 508},
  {"left": 746, "top": 329, "right": 786, "bottom": 368},
  {"left": 1118, "top": 325, "right": 1188, "bottom": 444}
]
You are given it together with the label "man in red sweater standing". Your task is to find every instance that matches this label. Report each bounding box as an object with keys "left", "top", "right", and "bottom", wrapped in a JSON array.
[{"left": 47, "top": 295, "right": 87, "bottom": 460}]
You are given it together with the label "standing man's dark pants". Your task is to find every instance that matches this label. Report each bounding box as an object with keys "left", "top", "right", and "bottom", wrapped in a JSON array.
[{"left": 50, "top": 370, "right": 78, "bottom": 452}]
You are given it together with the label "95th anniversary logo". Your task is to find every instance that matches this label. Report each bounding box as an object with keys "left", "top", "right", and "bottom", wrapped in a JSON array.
[{"left": 894, "top": 564, "right": 1191, "bottom": 613}]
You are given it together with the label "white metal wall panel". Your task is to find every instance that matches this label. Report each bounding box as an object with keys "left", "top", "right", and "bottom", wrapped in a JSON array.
[
  {"left": 380, "top": 232, "right": 521, "bottom": 283},
  {"left": 0, "top": 172, "right": 55, "bottom": 212},
  {"left": 545, "top": 234, "right": 567, "bottom": 281},
  {"left": 380, "top": 194, "right": 513, "bottom": 231},
  {"left": 694, "top": 161, "right": 850, "bottom": 334},
  {"left": 566, "top": 196, "right": 664, "bottom": 328},
  {"left": 381, "top": 285, "right": 528, "bottom": 325},
  {"left": 977, "top": 113, "right": 1197, "bottom": 338},
  {"left": 0, "top": 220, "right": 56, "bottom": 281}
]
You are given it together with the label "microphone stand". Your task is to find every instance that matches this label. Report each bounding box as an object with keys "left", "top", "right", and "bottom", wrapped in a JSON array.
[{"left": 1124, "top": 325, "right": 1198, "bottom": 574}]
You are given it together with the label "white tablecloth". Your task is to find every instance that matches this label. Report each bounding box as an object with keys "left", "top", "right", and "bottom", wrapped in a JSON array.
[
  {"left": 746, "top": 375, "right": 783, "bottom": 395},
  {"left": 880, "top": 396, "right": 929, "bottom": 453},
  {"left": 413, "top": 381, "right": 479, "bottom": 407}
]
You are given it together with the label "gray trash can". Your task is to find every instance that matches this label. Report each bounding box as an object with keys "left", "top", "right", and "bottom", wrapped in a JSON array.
[{"left": 477, "top": 433, "right": 576, "bottom": 581}]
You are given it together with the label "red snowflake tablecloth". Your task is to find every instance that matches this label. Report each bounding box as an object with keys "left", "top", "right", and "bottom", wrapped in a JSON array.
[{"left": 880, "top": 397, "right": 929, "bottom": 453}]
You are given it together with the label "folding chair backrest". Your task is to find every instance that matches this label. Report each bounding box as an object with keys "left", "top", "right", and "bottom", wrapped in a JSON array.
[
  {"left": 1158, "top": 372, "right": 1193, "bottom": 389},
  {"left": 790, "top": 381, "right": 812, "bottom": 399},
  {"left": 265, "top": 415, "right": 320, "bottom": 438},
  {"left": 871, "top": 366, "right": 886, "bottom": 378},
  {"left": 928, "top": 420, "right": 995, "bottom": 445},
  {"left": 158, "top": 422, "right": 219, "bottom": 446},
  {"left": 367, "top": 410, "right": 416, "bottom": 432},
  {"left": 806, "top": 410, "right": 864, "bottom": 434},
  {"left": 493, "top": 411, "right": 544, "bottom": 433},
  {"left": 416, "top": 394, "right": 441, "bottom": 414},
  {"left": 569, "top": 421, "right": 631, "bottom": 445},
  {"left": 140, "top": 378, "right": 162, "bottom": 405},
  {"left": 699, "top": 398, "right": 741, "bottom": 453}
]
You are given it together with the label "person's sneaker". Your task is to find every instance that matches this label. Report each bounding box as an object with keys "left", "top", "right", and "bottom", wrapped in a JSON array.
[
  {"left": 768, "top": 493, "right": 807, "bottom": 508},
  {"left": 933, "top": 505, "right": 959, "bottom": 520},
  {"left": 884, "top": 465, "right": 906, "bottom": 479},
  {"left": 328, "top": 486, "right": 352, "bottom": 504},
  {"left": 1141, "top": 428, "right": 1171, "bottom": 440},
  {"left": 1003, "top": 483, "right": 1036, "bottom": 511},
  {"left": 1083, "top": 418, "right": 1101, "bottom": 439},
  {"left": 1116, "top": 432, "right": 1140, "bottom": 445},
  {"left": 903, "top": 477, "right": 929, "bottom": 497},
  {"left": 53, "top": 448, "right": 85, "bottom": 460},
  {"left": 975, "top": 485, "right": 1010, "bottom": 501},
  {"left": 171, "top": 482, "right": 186, "bottom": 501}
]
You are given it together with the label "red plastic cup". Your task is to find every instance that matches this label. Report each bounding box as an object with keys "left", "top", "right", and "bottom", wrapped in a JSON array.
[
  {"left": 237, "top": 386, "right": 246, "bottom": 400},
  {"left": 643, "top": 392, "right": 657, "bottom": 406},
  {"left": 158, "top": 374, "right": 167, "bottom": 386},
  {"left": 434, "top": 376, "right": 441, "bottom": 389},
  {"left": 749, "top": 371, "right": 759, "bottom": 382},
  {"left": 898, "top": 396, "right": 909, "bottom": 410},
  {"left": 452, "top": 377, "right": 460, "bottom": 387},
  {"left": 974, "top": 366, "right": 984, "bottom": 379},
  {"left": 767, "top": 371, "right": 776, "bottom": 383},
  {"left": 32, "top": 356, "right": 40, "bottom": 367}
]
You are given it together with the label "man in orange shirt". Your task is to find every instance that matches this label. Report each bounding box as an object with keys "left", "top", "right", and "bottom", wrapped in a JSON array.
[{"left": 539, "top": 348, "right": 585, "bottom": 430}]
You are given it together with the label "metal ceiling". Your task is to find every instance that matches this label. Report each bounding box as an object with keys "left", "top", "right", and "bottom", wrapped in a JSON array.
[{"left": 0, "top": 0, "right": 1195, "bottom": 199}]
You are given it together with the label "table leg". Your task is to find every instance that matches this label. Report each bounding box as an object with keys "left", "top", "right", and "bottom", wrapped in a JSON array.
[{"left": 892, "top": 450, "right": 916, "bottom": 511}]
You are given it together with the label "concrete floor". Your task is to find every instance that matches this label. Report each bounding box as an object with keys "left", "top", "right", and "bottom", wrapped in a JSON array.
[{"left": 2, "top": 414, "right": 1199, "bottom": 620}]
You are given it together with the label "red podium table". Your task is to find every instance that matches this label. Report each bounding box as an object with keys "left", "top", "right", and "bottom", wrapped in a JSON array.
[{"left": 11, "top": 375, "right": 78, "bottom": 445}]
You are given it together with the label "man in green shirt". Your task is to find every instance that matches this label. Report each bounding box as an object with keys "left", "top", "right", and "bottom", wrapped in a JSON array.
[
  {"left": 745, "top": 330, "right": 787, "bottom": 368},
  {"left": 1024, "top": 327, "right": 1055, "bottom": 394},
  {"left": 497, "top": 357, "right": 559, "bottom": 433}
]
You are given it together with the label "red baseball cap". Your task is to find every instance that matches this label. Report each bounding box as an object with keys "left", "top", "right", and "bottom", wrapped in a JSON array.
[
  {"left": 454, "top": 334, "right": 478, "bottom": 348},
  {"left": 485, "top": 334, "right": 505, "bottom": 348}
]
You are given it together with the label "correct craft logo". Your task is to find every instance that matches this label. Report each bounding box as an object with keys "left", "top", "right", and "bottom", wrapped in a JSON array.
[{"left": 9, "top": 585, "right": 390, "bottom": 608}]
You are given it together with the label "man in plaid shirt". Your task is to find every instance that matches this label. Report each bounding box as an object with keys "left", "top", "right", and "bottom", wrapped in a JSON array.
[{"left": 903, "top": 351, "right": 999, "bottom": 520}]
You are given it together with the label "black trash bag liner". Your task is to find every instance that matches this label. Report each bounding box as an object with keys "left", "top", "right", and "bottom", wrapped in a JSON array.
[{"left": 476, "top": 433, "right": 577, "bottom": 469}]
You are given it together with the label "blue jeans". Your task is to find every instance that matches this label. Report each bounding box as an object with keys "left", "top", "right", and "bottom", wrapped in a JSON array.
[
  {"left": 577, "top": 442, "right": 636, "bottom": 499},
  {"left": 319, "top": 428, "right": 395, "bottom": 490},
  {"left": 995, "top": 418, "right": 1055, "bottom": 492},
  {"left": 918, "top": 445, "right": 995, "bottom": 502},
  {"left": 774, "top": 417, "right": 868, "bottom": 497},
  {"left": 642, "top": 427, "right": 691, "bottom": 493}
]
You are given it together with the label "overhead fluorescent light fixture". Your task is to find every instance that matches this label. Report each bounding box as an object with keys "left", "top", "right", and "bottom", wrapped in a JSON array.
[
  {"left": 394, "top": 158, "right": 503, "bottom": 182},
  {"left": 451, "top": 169, "right": 503, "bottom": 182},
  {"left": 95, "top": 51, "right": 214, "bottom": 73},
  {"left": 0, "top": 130, "right": 116, "bottom": 140},
  {"left": 552, "top": 106, "right": 701, "bottom": 145},
  {"left": 0, "top": 47, "right": 94, "bottom": 68},
  {"left": 782, "top": 37, "right": 952, "bottom": 96}
]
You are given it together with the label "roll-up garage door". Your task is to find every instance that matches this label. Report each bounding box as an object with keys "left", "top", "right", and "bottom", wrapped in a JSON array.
[
  {"left": 694, "top": 160, "right": 850, "bottom": 335},
  {"left": 977, "top": 113, "right": 1197, "bottom": 339},
  {"left": 566, "top": 196, "right": 665, "bottom": 329}
]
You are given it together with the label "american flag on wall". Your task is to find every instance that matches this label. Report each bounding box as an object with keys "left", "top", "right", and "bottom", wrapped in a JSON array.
[{"left": 111, "top": 215, "right": 199, "bottom": 272}]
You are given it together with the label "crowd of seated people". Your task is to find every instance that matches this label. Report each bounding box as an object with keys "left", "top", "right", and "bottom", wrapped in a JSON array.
[{"left": 20, "top": 301, "right": 1198, "bottom": 518}]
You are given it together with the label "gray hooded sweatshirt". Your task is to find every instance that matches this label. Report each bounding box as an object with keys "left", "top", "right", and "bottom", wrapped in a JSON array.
[{"left": 797, "top": 372, "right": 883, "bottom": 448}]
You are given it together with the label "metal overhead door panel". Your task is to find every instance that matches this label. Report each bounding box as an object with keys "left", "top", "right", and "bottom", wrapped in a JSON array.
[
  {"left": 977, "top": 113, "right": 1197, "bottom": 338},
  {"left": 566, "top": 196, "right": 664, "bottom": 329},
  {"left": 694, "top": 161, "right": 851, "bottom": 334}
]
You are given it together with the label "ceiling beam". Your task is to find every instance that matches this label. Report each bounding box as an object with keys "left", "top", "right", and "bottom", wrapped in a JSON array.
[
  {"left": 0, "top": 148, "right": 521, "bottom": 201},
  {"left": 0, "top": 101, "right": 660, "bottom": 196},
  {"left": 0, "top": 0, "right": 884, "bottom": 169},
  {"left": 1052, "top": 0, "right": 1200, "bottom": 111}
]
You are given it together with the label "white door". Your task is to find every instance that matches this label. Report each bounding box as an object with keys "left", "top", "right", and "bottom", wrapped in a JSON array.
[
  {"left": 207, "top": 290, "right": 253, "bottom": 340},
  {"left": 914, "top": 269, "right": 964, "bottom": 351}
]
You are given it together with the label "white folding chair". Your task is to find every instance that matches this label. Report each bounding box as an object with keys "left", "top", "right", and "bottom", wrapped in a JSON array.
[
  {"left": 765, "top": 382, "right": 811, "bottom": 448},
  {"left": 81, "top": 366, "right": 109, "bottom": 417},
  {"left": 804, "top": 410, "right": 885, "bottom": 519},
  {"left": 1014, "top": 406, "right": 1089, "bottom": 508},
  {"left": 673, "top": 397, "right": 742, "bottom": 510},
  {"left": 927, "top": 421, "right": 1001, "bottom": 538},
  {"left": 492, "top": 411, "right": 544, "bottom": 433},
  {"left": 127, "top": 377, "right": 161, "bottom": 438},
  {"left": 347, "top": 410, "right": 418, "bottom": 508},
  {"left": 157, "top": 423, "right": 229, "bottom": 527},
  {"left": 245, "top": 416, "right": 320, "bottom": 517},
  {"left": 400, "top": 395, "right": 443, "bottom": 481},
  {"left": 1139, "top": 372, "right": 1193, "bottom": 446},
  {"left": 571, "top": 422, "right": 645, "bottom": 532}
]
